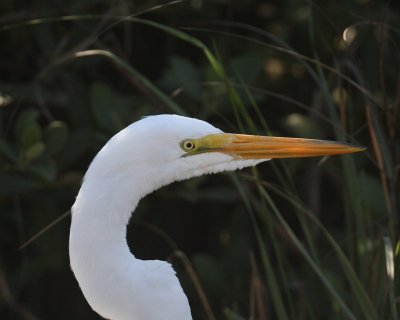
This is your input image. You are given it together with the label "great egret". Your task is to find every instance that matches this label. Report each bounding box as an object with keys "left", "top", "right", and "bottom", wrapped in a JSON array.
[{"left": 69, "top": 114, "right": 363, "bottom": 320}]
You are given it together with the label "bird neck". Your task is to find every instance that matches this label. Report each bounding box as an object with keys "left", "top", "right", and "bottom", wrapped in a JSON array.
[
  {"left": 69, "top": 166, "right": 169, "bottom": 266},
  {"left": 68, "top": 177, "right": 142, "bottom": 318},
  {"left": 70, "top": 182, "right": 139, "bottom": 261}
]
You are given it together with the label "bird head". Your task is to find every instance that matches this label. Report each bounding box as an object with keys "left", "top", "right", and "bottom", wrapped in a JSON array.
[
  {"left": 82, "top": 114, "right": 364, "bottom": 199},
  {"left": 92, "top": 115, "right": 362, "bottom": 183}
]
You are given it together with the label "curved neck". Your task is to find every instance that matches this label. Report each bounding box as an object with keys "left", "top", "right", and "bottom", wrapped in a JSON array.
[
  {"left": 68, "top": 179, "right": 139, "bottom": 319},
  {"left": 70, "top": 182, "right": 139, "bottom": 262},
  {"left": 69, "top": 156, "right": 177, "bottom": 265}
]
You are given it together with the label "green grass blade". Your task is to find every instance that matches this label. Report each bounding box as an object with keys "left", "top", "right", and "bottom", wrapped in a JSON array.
[
  {"left": 66, "top": 50, "right": 186, "bottom": 115},
  {"left": 256, "top": 186, "right": 357, "bottom": 320},
  {"left": 383, "top": 236, "right": 399, "bottom": 320},
  {"left": 231, "top": 174, "right": 290, "bottom": 320},
  {"left": 253, "top": 178, "right": 378, "bottom": 320}
]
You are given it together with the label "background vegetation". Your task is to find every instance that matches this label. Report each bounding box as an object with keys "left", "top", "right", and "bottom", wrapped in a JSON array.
[{"left": 0, "top": 0, "right": 399, "bottom": 319}]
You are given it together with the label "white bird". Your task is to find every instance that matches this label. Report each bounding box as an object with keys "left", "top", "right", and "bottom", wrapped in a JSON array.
[{"left": 69, "top": 114, "right": 363, "bottom": 320}]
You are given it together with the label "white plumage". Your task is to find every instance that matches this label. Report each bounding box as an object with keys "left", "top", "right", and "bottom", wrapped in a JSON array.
[{"left": 69, "top": 114, "right": 363, "bottom": 320}]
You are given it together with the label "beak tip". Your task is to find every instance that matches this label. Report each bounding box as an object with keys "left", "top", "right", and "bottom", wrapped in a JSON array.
[{"left": 347, "top": 143, "right": 366, "bottom": 153}]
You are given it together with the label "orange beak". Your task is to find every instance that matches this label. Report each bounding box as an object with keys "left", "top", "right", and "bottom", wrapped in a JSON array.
[{"left": 196, "top": 133, "right": 365, "bottom": 159}]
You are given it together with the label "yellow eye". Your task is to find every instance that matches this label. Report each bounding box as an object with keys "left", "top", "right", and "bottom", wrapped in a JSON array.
[{"left": 180, "top": 139, "right": 196, "bottom": 152}]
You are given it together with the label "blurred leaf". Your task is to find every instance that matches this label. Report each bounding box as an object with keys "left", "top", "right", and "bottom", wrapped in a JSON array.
[
  {"left": 281, "top": 113, "right": 319, "bottom": 138},
  {"left": 28, "top": 160, "right": 57, "bottom": 181},
  {"left": 57, "top": 128, "right": 92, "bottom": 170},
  {"left": 223, "top": 308, "right": 246, "bottom": 320},
  {"left": 0, "top": 138, "right": 17, "bottom": 161},
  {"left": 161, "top": 55, "right": 202, "bottom": 102},
  {"left": 229, "top": 53, "right": 263, "bottom": 84},
  {"left": 222, "top": 233, "right": 251, "bottom": 272},
  {"left": 0, "top": 108, "right": 3, "bottom": 134},
  {"left": 76, "top": 49, "right": 186, "bottom": 115},
  {"left": 18, "top": 115, "right": 42, "bottom": 154},
  {"left": 359, "top": 173, "right": 385, "bottom": 215},
  {"left": 195, "top": 186, "right": 238, "bottom": 202},
  {"left": 176, "top": 185, "right": 237, "bottom": 202},
  {"left": 24, "top": 142, "right": 45, "bottom": 162},
  {"left": 43, "top": 121, "right": 68, "bottom": 156},
  {"left": 33, "top": 24, "right": 56, "bottom": 57},
  {"left": 192, "top": 254, "right": 226, "bottom": 302},
  {"left": 15, "top": 108, "right": 39, "bottom": 139},
  {"left": 0, "top": 172, "right": 40, "bottom": 195},
  {"left": 90, "top": 82, "right": 129, "bottom": 132}
]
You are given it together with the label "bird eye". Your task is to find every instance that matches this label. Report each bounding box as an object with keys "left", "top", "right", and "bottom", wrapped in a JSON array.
[{"left": 181, "top": 139, "right": 196, "bottom": 152}]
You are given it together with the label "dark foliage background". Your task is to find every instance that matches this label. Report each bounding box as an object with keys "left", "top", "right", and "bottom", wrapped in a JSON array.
[{"left": 0, "top": 1, "right": 399, "bottom": 319}]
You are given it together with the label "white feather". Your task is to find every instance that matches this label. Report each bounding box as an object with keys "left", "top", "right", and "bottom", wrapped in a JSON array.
[{"left": 69, "top": 115, "right": 267, "bottom": 320}]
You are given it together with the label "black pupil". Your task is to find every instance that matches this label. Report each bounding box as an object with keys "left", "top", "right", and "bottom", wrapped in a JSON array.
[{"left": 185, "top": 141, "right": 193, "bottom": 149}]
